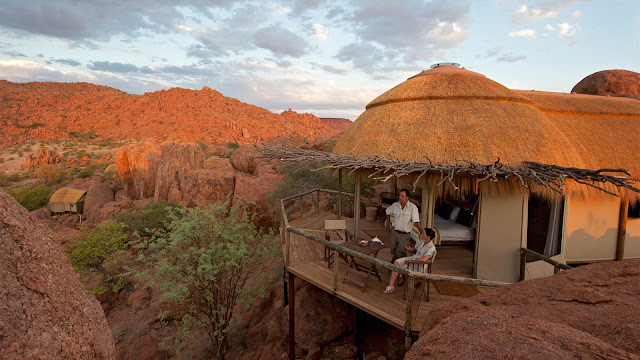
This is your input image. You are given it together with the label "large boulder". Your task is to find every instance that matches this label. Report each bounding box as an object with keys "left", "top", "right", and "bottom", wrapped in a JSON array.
[
  {"left": 572, "top": 69, "right": 640, "bottom": 97},
  {"left": 232, "top": 167, "right": 282, "bottom": 229},
  {"left": 181, "top": 169, "right": 235, "bottom": 208},
  {"left": 0, "top": 188, "right": 115, "bottom": 359},
  {"left": 406, "top": 259, "right": 640, "bottom": 359},
  {"left": 115, "top": 141, "right": 162, "bottom": 200},
  {"left": 115, "top": 141, "right": 204, "bottom": 201},
  {"left": 84, "top": 182, "right": 115, "bottom": 222},
  {"left": 230, "top": 144, "right": 258, "bottom": 174}
]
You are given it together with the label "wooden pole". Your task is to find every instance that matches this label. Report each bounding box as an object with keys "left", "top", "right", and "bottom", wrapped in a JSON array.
[
  {"left": 404, "top": 277, "right": 415, "bottom": 350},
  {"left": 285, "top": 228, "right": 291, "bottom": 266},
  {"left": 519, "top": 249, "right": 527, "bottom": 281},
  {"left": 281, "top": 213, "right": 286, "bottom": 245},
  {"left": 353, "top": 171, "right": 361, "bottom": 239},
  {"left": 288, "top": 271, "right": 295, "bottom": 360},
  {"left": 333, "top": 246, "right": 339, "bottom": 292},
  {"left": 617, "top": 198, "right": 629, "bottom": 261},
  {"left": 338, "top": 169, "right": 343, "bottom": 220}
]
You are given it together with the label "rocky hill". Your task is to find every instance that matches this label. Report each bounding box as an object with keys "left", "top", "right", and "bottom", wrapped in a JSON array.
[
  {"left": 0, "top": 80, "right": 337, "bottom": 148},
  {"left": 572, "top": 69, "right": 640, "bottom": 97},
  {"left": 320, "top": 117, "right": 352, "bottom": 133}
]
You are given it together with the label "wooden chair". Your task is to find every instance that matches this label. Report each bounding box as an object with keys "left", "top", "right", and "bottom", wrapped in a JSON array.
[
  {"left": 324, "top": 220, "right": 346, "bottom": 268},
  {"left": 403, "top": 250, "right": 437, "bottom": 301}
]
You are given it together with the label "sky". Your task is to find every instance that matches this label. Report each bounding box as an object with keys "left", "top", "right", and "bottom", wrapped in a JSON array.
[{"left": 0, "top": 0, "right": 638, "bottom": 120}]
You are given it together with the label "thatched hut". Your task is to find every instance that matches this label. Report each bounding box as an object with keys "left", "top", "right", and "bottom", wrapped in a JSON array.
[{"left": 266, "top": 65, "right": 640, "bottom": 283}]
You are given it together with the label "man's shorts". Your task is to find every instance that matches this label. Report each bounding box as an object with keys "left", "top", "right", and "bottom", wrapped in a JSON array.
[{"left": 390, "top": 230, "right": 411, "bottom": 259}]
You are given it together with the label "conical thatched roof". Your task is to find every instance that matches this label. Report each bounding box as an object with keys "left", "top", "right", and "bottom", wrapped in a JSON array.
[{"left": 333, "top": 65, "right": 640, "bottom": 199}]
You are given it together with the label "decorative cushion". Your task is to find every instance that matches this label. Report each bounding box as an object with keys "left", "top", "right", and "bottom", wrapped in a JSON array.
[
  {"left": 449, "top": 206, "right": 461, "bottom": 221},
  {"left": 436, "top": 202, "right": 451, "bottom": 218},
  {"left": 456, "top": 208, "right": 473, "bottom": 227}
]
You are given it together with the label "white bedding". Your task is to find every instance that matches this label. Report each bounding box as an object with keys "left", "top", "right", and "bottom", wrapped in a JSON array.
[{"left": 433, "top": 214, "right": 475, "bottom": 242}]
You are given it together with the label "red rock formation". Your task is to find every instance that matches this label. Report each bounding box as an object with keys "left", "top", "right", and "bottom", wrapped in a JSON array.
[
  {"left": 406, "top": 259, "right": 640, "bottom": 359},
  {"left": 230, "top": 144, "right": 259, "bottom": 174},
  {"left": 0, "top": 188, "right": 115, "bottom": 359},
  {"left": 84, "top": 182, "right": 115, "bottom": 223},
  {"left": 180, "top": 169, "right": 236, "bottom": 207},
  {"left": 572, "top": 69, "right": 640, "bottom": 97},
  {"left": 320, "top": 117, "right": 353, "bottom": 133},
  {"left": 115, "top": 141, "right": 163, "bottom": 200},
  {"left": 23, "top": 148, "right": 65, "bottom": 171},
  {"left": 0, "top": 80, "right": 337, "bottom": 148}
]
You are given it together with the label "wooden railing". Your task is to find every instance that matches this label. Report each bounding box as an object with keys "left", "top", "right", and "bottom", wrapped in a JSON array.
[
  {"left": 519, "top": 248, "right": 572, "bottom": 281},
  {"left": 280, "top": 188, "right": 509, "bottom": 347}
]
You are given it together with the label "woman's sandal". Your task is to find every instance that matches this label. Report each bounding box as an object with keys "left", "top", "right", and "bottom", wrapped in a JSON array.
[{"left": 384, "top": 286, "right": 395, "bottom": 294}]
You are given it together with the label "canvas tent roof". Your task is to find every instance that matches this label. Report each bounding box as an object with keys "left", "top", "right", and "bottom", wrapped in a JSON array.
[{"left": 49, "top": 188, "right": 86, "bottom": 204}]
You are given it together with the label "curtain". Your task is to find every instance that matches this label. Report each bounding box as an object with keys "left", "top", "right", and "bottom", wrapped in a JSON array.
[{"left": 543, "top": 199, "right": 562, "bottom": 257}]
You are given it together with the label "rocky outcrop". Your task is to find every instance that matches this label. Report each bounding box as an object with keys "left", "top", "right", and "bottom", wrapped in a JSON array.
[
  {"left": 233, "top": 168, "right": 282, "bottom": 229},
  {"left": 406, "top": 259, "right": 640, "bottom": 359},
  {"left": 572, "top": 69, "right": 640, "bottom": 97},
  {"left": 320, "top": 118, "right": 352, "bottom": 133},
  {"left": 0, "top": 188, "right": 115, "bottom": 359},
  {"left": 181, "top": 169, "right": 235, "bottom": 207},
  {"left": 115, "top": 141, "right": 204, "bottom": 202},
  {"left": 23, "top": 149, "right": 65, "bottom": 171}
]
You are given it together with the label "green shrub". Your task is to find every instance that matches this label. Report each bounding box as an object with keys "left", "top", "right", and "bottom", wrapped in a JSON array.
[
  {"left": 227, "top": 141, "right": 240, "bottom": 149},
  {"left": 66, "top": 221, "right": 128, "bottom": 294},
  {"left": 115, "top": 201, "right": 182, "bottom": 238},
  {"left": 34, "top": 164, "right": 67, "bottom": 185},
  {"left": 0, "top": 171, "right": 21, "bottom": 186},
  {"left": 7, "top": 184, "right": 53, "bottom": 211},
  {"left": 323, "top": 139, "right": 337, "bottom": 151},
  {"left": 134, "top": 200, "right": 277, "bottom": 358},
  {"left": 197, "top": 141, "right": 206, "bottom": 150}
]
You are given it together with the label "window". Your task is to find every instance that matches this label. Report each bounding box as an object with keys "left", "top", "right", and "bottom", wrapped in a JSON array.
[{"left": 527, "top": 195, "right": 563, "bottom": 258}]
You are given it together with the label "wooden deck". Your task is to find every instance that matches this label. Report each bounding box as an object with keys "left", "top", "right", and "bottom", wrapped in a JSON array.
[{"left": 283, "top": 211, "right": 481, "bottom": 335}]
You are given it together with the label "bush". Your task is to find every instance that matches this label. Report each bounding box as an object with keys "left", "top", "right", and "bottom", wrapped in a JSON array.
[
  {"left": 0, "top": 171, "right": 21, "bottom": 186},
  {"left": 34, "top": 164, "right": 67, "bottom": 185},
  {"left": 227, "top": 141, "right": 240, "bottom": 149},
  {"left": 115, "top": 201, "right": 182, "bottom": 238},
  {"left": 66, "top": 221, "right": 128, "bottom": 293},
  {"left": 7, "top": 184, "right": 53, "bottom": 211},
  {"left": 134, "top": 200, "right": 277, "bottom": 358}
]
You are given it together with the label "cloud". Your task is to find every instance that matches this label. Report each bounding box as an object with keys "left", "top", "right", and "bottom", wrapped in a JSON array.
[
  {"left": 309, "top": 24, "right": 328, "bottom": 40},
  {"left": 497, "top": 54, "right": 527, "bottom": 62},
  {"left": 546, "top": 24, "right": 555, "bottom": 31},
  {"left": 557, "top": 22, "right": 577, "bottom": 40},
  {"left": 0, "top": 60, "right": 94, "bottom": 82},
  {"left": 508, "top": 29, "right": 537, "bottom": 40},
  {"left": 88, "top": 61, "right": 140, "bottom": 73},
  {"left": 253, "top": 25, "right": 309, "bottom": 58},
  {"left": 513, "top": 4, "right": 558, "bottom": 23},
  {"left": 1, "top": 50, "right": 27, "bottom": 57},
  {"left": 571, "top": 10, "right": 583, "bottom": 18},
  {"left": 310, "top": 62, "right": 348, "bottom": 75},
  {"left": 49, "top": 58, "right": 81, "bottom": 67}
]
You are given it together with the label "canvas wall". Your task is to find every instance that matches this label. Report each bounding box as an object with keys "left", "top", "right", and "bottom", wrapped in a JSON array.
[
  {"left": 476, "top": 192, "right": 525, "bottom": 283},
  {"left": 565, "top": 196, "right": 619, "bottom": 262}
]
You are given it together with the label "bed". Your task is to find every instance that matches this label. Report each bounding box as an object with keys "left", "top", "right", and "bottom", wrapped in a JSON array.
[{"left": 433, "top": 214, "right": 475, "bottom": 244}]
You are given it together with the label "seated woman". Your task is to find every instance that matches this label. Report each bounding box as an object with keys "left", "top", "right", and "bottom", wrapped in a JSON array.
[{"left": 384, "top": 228, "right": 436, "bottom": 294}]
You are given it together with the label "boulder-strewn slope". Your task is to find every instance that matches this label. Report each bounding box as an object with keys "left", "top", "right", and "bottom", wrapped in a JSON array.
[
  {"left": 572, "top": 69, "right": 640, "bottom": 97},
  {"left": 406, "top": 259, "right": 640, "bottom": 360},
  {"left": 320, "top": 117, "right": 352, "bottom": 133},
  {"left": 0, "top": 80, "right": 336, "bottom": 147},
  {"left": 0, "top": 189, "right": 115, "bottom": 359}
]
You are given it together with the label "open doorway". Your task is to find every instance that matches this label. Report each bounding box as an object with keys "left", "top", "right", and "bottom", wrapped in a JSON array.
[{"left": 527, "top": 195, "right": 563, "bottom": 258}]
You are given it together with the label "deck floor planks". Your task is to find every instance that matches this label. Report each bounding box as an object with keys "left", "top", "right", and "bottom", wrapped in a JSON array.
[{"left": 285, "top": 210, "right": 477, "bottom": 335}]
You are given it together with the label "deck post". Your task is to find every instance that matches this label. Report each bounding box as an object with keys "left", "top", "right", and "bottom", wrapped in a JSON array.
[
  {"left": 420, "top": 177, "right": 435, "bottom": 229},
  {"left": 617, "top": 198, "right": 628, "bottom": 261},
  {"left": 281, "top": 213, "right": 286, "bottom": 245},
  {"left": 404, "top": 277, "right": 415, "bottom": 350},
  {"left": 333, "top": 247, "right": 339, "bottom": 292},
  {"left": 288, "top": 271, "right": 295, "bottom": 360},
  {"left": 519, "top": 248, "right": 526, "bottom": 281},
  {"left": 285, "top": 228, "right": 291, "bottom": 266},
  {"left": 338, "top": 169, "right": 343, "bottom": 220},
  {"left": 353, "top": 170, "right": 361, "bottom": 239}
]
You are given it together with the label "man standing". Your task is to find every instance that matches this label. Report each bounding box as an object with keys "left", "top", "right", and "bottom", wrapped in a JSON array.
[{"left": 385, "top": 189, "right": 426, "bottom": 261}]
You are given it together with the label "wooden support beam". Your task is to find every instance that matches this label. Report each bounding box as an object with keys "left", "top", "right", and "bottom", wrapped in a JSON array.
[
  {"left": 617, "top": 198, "right": 629, "bottom": 261},
  {"left": 288, "top": 271, "right": 295, "bottom": 360},
  {"left": 404, "top": 277, "right": 415, "bottom": 350},
  {"left": 338, "top": 169, "right": 343, "bottom": 220},
  {"left": 353, "top": 170, "right": 361, "bottom": 239},
  {"left": 519, "top": 249, "right": 527, "bottom": 281},
  {"left": 420, "top": 177, "right": 435, "bottom": 229},
  {"left": 285, "top": 228, "right": 291, "bottom": 267},
  {"left": 333, "top": 247, "right": 339, "bottom": 292}
]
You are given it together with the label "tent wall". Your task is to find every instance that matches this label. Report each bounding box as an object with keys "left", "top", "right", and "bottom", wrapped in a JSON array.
[
  {"left": 625, "top": 218, "right": 640, "bottom": 259},
  {"left": 51, "top": 203, "right": 65, "bottom": 213},
  {"left": 565, "top": 196, "right": 618, "bottom": 262},
  {"left": 476, "top": 192, "right": 525, "bottom": 283}
]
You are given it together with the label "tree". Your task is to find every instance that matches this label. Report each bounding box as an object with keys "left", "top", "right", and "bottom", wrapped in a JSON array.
[
  {"left": 136, "top": 199, "right": 277, "bottom": 359},
  {"left": 66, "top": 221, "right": 128, "bottom": 293}
]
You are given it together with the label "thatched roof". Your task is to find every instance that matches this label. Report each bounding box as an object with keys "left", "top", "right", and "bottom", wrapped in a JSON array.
[
  {"left": 331, "top": 65, "right": 640, "bottom": 200},
  {"left": 49, "top": 188, "right": 86, "bottom": 204}
]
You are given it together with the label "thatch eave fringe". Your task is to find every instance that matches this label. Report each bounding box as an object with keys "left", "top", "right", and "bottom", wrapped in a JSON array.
[{"left": 260, "top": 147, "right": 640, "bottom": 198}]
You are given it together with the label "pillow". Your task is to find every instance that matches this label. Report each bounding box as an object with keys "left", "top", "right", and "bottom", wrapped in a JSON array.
[
  {"left": 456, "top": 208, "right": 473, "bottom": 227},
  {"left": 449, "top": 206, "right": 461, "bottom": 221},
  {"left": 436, "top": 202, "right": 451, "bottom": 218}
]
